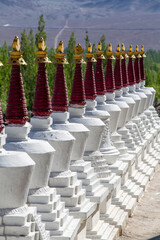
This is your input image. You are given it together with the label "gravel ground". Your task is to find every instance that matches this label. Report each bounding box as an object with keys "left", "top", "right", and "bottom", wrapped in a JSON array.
[{"left": 120, "top": 164, "right": 160, "bottom": 240}]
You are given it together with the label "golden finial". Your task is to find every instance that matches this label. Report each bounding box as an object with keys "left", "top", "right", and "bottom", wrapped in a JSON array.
[
  {"left": 106, "top": 43, "right": 115, "bottom": 59},
  {"left": 128, "top": 44, "right": 135, "bottom": 58},
  {"left": 36, "top": 38, "right": 51, "bottom": 63},
  {"left": 121, "top": 43, "right": 128, "bottom": 58},
  {"left": 38, "top": 38, "right": 46, "bottom": 51},
  {"left": 98, "top": 41, "right": 102, "bottom": 51},
  {"left": 121, "top": 43, "right": 125, "bottom": 51},
  {"left": 108, "top": 43, "right": 112, "bottom": 52},
  {"left": 129, "top": 45, "right": 132, "bottom": 52},
  {"left": 58, "top": 40, "right": 64, "bottom": 53},
  {"left": 54, "top": 40, "right": 68, "bottom": 64},
  {"left": 88, "top": 43, "right": 92, "bottom": 53},
  {"left": 73, "top": 44, "right": 86, "bottom": 64},
  {"left": 74, "top": 44, "right": 84, "bottom": 54},
  {"left": 117, "top": 44, "right": 120, "bottom": 52},
  {"left": 96, "top": 41, "right": 105, "bottom": 59},
  {"left": 140, "top": 45, "right": 146, "bottom": 58},
  {"left": 115, "top": 44, "right": 123, "bottom": 59},
  {"left": 12, "top": 36, "right": 20, "bottom": 52},
  {"left": 86, "top": 43, "right": 96, "bottom": 63},
  {"left": 7, "top": 36, "right": 26, "bottom": 65},
  {"left": 134, "top": 45, "right": 141, "bottom": 58}
]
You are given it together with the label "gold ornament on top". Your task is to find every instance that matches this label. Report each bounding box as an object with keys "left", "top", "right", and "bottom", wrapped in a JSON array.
[
  {"left": 121, "top": 43, "right": 128, "bottom": 59},
  {"left": 140, "top": 45, "right": 146, "bottom": 58},
  {"left": 106, "top": 43, "right": 115, "bottom": 59},
  {"left": 128, "top": 44, "right": 135, "bottom": 59},
  {"left": 7, "top": 36, "right": 27, "bottom": 65},
  {"left": 134, "top": 45, "right": 141, "bottom": 58},
  {"left": 12, "top": 36, "right": 21, "bottom": 51},
  {"left": 36, "top": 38, "right": 51, "bottom": 63},
  {"left": 54, "top": 40, "right": 68, "bottom": 64},
  {"left": 96, "top": 41, "right": 105, "bottom": 59},
  {"left": 74, "top": 44, "right": 86, "bottom": 64},
  {"left": 115, "top": 44, "right": 124, "bottom": 59},
  {"left": 85, "top": 43, "right": 96, "bottom": 63}
]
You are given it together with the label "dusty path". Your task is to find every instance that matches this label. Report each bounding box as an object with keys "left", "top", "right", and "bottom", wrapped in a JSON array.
[
  {"left": 120, "top": 164, "right": 160, "bottom": 240},
  {"left": 54, "top": 20, "right": 68, "bottom": 48}
]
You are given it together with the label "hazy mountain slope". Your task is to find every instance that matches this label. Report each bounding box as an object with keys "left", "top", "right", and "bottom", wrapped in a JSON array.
[
  {"left": 0, "top": 0, "right": 160, "bottom": 49},
  {"left": 0, "top": 0, "right": 160, "bottom": 26}
]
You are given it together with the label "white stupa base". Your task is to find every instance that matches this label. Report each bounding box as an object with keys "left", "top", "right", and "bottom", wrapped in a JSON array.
[
  {"left": 27, "top": 186, "right": 81, "bottom": 240},
  {"left": 83, "top": 149, "right": 132, "bottom": 231},
  {"left": 101, "top": 204, "right": 128, "bottom": 235},
  {"left": 111, "top": 190, "right": 137, "bottom": 217},
  {"left": 130, "top": 115, "right": 159, "bottom": 173},
  {"left": 0, "top": 205, "right": 50, "bottom": 240},
  {"left": 70, "top": 160, "right": 109, "bottom": 204},
  {"left": 49, "top": 170, "right": 98, "bottom": 237},
  {"left": 87, "top": 219, "right": 119, "bottom": 240},
  {"left": 111, "top": 132, "right": 145, "bottom": 201},
  {"left": 117, "top": 125, "right": 155, "bottom": 182},
  {"left": 70, "top": 158, "right": 129, "bottom": 237}
]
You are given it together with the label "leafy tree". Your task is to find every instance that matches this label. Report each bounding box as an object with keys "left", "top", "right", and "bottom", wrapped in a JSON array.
[
  {"left": 35, "top": 14, "right": 47, "bottom": 47},
  {"left": 47, "top": 48, "right": 57, "bottom": 97},
  {"left": 65, "top": 32, "right": 76, "bottom": 99},
  {"left": 84, "top": 30, "right": 90, "bottom": 51},
  {"left": 99, "top": 34, "right": 107, "bottom": 72},
  {"left": 0, "top": 41, "right": 10, "bottom": 114},
  {"left": 21, "top": 29, "right": 37, "bottom": 111}
]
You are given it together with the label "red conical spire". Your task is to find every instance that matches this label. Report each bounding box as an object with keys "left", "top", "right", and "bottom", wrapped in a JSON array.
[
  {"left": 52, "top": 41, "right": 69, "bottom": 111},
  {"left": 134, "top": 45, "right": 141, "bottom": 84},
  {"left": 84, "top": 43, "right": 97, "bottom": 100},
  {"left": 121, "top": 43, "right": 129, "bottom": 87},
  {"left": 95, "top": 41, "right": 106, "bottom": 95},
  {"left": 105, "top": 43, "right": 115, "bottom": 92},
  {"left": 70, "top": 44, "right": 86, "bottom": 106},
  {"left": 140, "top": 45, "right": 146, "bottom": 81},
  {"left": 32, "top": 38, "right": 52, "bottom": 116},
  {"left": 128, "top": 45, "right": 136, "bottom": 85},
  {"left": 5, "top": 36, "right": 28, "bottom": 125},
  {"left": 114, "top": 44, "right": 123, "bottom": 90}
]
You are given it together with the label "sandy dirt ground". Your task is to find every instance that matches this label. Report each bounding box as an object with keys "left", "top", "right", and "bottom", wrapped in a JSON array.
[{"left": 120, "top": 164, "right": 160, "bottom": 240}]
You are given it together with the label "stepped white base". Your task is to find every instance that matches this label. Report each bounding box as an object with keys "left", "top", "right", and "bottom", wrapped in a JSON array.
[
  {"left": 70, "top": 160, "right": 109, "bottom": 204},
  {"left": 87, "top": 220, "right": 119, "bottom": 240},
  {"left": 83, "top": 150, "right": 130, "bottom": 234},
  {"left": 27, "top": 186, "right": 80, "bottom": 240},
  {"left": 130, "top": 169, "right": 149, "bottom": 190},
  {"left": 49, "top": 170, "right": 97, "bottom": 239},
  {"left": 0, "top": 205, "right": 50, "bottom": 240},
  {"left": 111, "top": 131, "right": 144, "bottom": 200},
  {"left": 83, "top": 151, "right": 121, "bottom": 197},
  {"left": 122, "top": 179, "right": 143, "bottom": 201},
  {"left": 101, "top": 204, "right": 128, "bottom": 235}
]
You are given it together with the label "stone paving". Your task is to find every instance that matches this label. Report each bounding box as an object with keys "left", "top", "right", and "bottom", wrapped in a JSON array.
[{"left": 120, "top": 163, "right": 160, "bottom": 240}]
